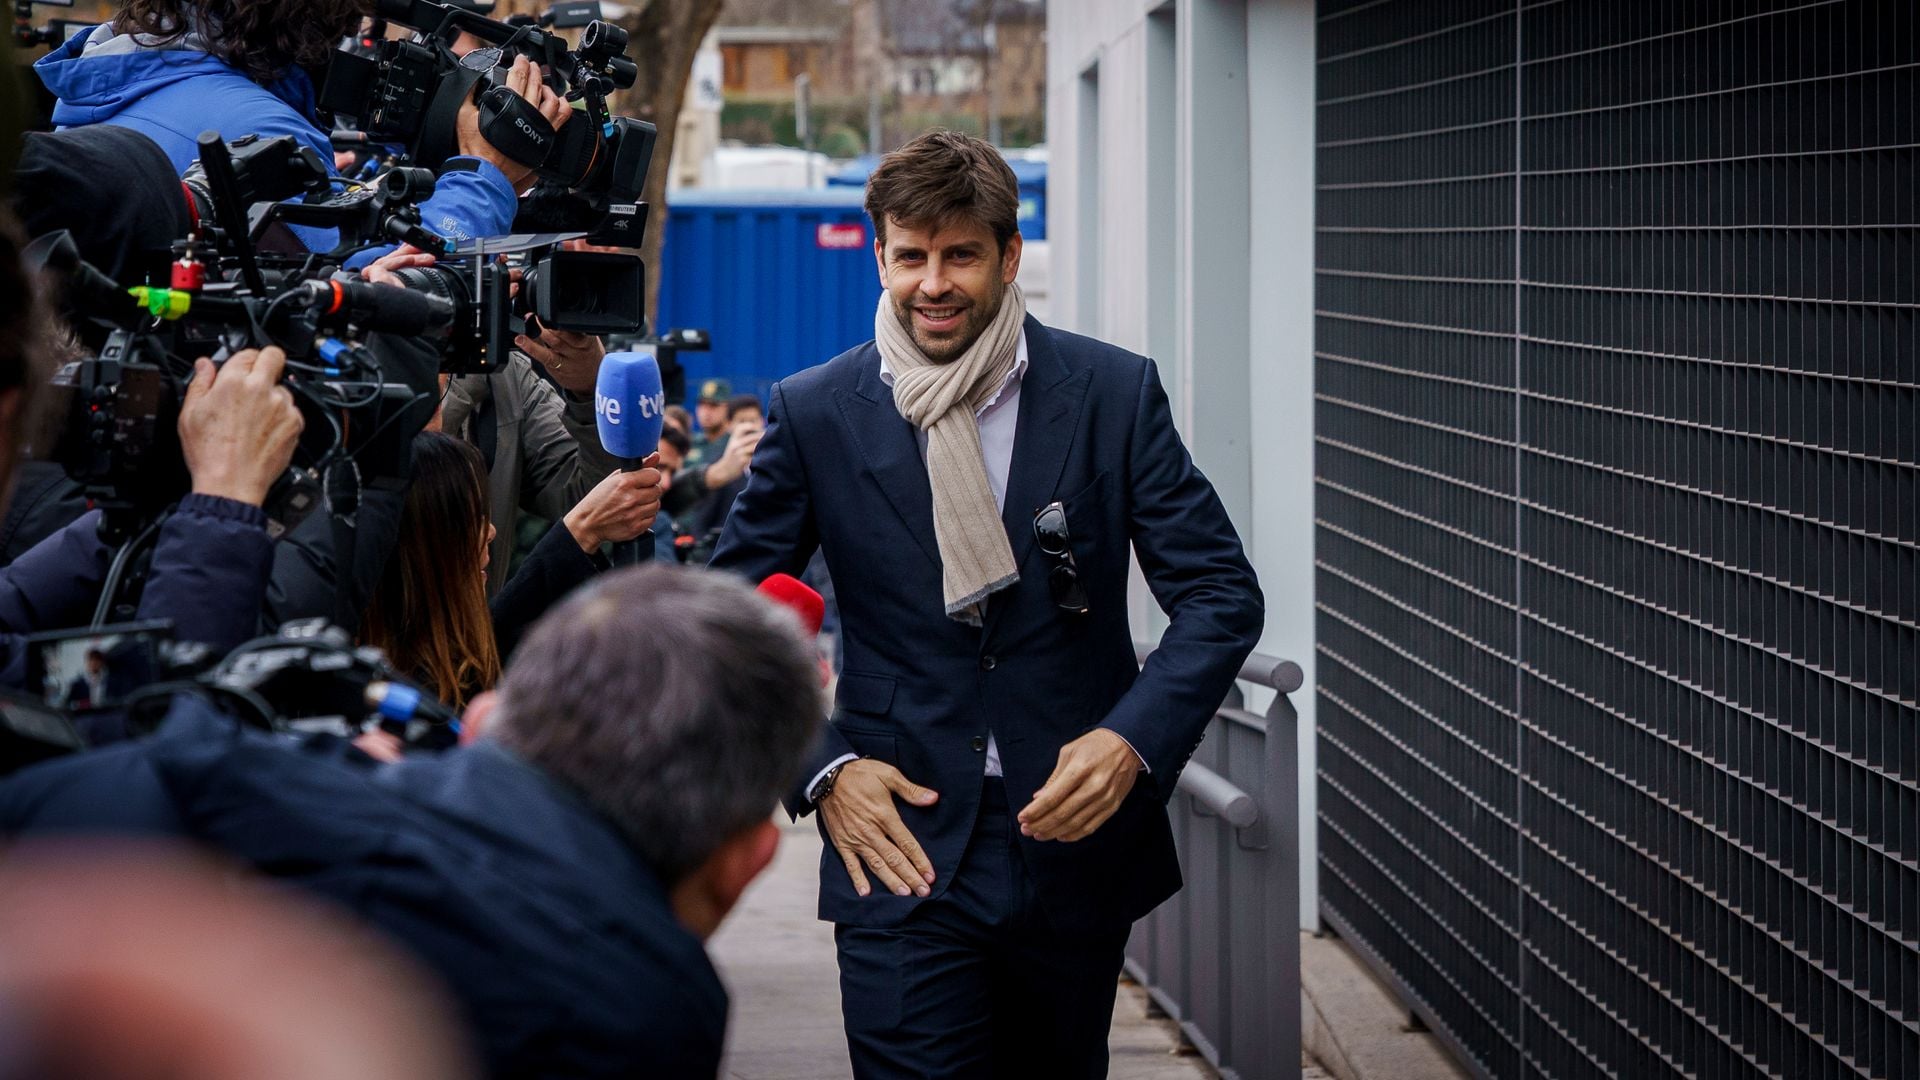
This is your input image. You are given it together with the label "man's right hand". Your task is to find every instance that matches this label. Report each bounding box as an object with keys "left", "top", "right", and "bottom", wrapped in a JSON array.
[
  {"left": 456, "top": 55, "right": 574, "bottom": 191},
  {"left": 818, "top": 759, "right": 939, "bottom": 898},
  {"left": 178, "top": 347, "right": 304, "bottom": 508},
  {"left": 704, "top": 423, "right": 764, "bottom": 489}
]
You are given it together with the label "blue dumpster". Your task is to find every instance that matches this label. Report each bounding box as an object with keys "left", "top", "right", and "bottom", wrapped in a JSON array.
[
  {"left": 826, "top": 152, "right": 1047, "bottom": 240},
  {"left": 655, "top": 188, "right": 880, "bottom": 410}
]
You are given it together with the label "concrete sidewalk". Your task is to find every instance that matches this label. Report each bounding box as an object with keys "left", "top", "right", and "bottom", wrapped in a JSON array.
[{"left": 709, "top": 817, "right": 1216, "bottom": 1080}]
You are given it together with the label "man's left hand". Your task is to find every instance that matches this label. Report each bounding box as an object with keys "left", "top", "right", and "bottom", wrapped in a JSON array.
[
  {"left": 1018, "top": 728, "right": 1143, "bottom": 842},
  {"left": 516, "top": 325, "right": 606, "bottom": 394}
]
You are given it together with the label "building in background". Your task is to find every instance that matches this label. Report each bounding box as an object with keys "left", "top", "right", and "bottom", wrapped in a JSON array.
[
  {"left": 710, "top": 0, "right": 1046, "bottom": 156},
  {"left": 1051, "top": 3, "right": 1917, "bottom": 1080}
]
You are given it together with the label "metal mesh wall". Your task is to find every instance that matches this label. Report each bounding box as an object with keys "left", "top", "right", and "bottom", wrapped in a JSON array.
[{"left": 1312, "top": 3, "right": 1918, "bottom": 1078}]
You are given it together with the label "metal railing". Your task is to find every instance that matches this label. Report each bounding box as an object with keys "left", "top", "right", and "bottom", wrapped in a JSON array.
[{"left": 1126, "top": 642, "right": 1304, "bottom": 1080}]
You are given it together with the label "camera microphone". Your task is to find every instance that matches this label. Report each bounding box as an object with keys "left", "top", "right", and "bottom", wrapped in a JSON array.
[
  {"left": 300, "top": 279, "right": 455, "bottom": 336},
  {"left": 593, "top": 350, "right": 666, "bottom": 470}
]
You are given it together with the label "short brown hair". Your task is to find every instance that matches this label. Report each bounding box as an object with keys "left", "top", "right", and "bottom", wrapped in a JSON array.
[{"left": 865, "top": 130, "right": 1020, "bottom": 252}]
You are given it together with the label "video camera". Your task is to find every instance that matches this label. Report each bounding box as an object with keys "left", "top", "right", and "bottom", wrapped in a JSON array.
[
  {"left": 0, "top": 619, "right": 462, "bottom": 777},
  {"left": 381, "top": 232, "right": 644, "bottom": 373},
  {"left": 32, "top": 130, "right": 451, "bottom": 555},
  {"left": 319, "top": 0, "right": 658, "bottom": 245}
]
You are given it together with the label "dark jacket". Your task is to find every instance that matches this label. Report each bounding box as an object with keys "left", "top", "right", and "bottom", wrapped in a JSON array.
[
  {"left": 490, "top": 518, "right": 608, "bottom": 662},
  {"left": 0, "top": 697, "right": 729, "bottom": 1079},
  {"left": 0, "top": 494, "right": 274, "bottom": 688},
  {"left": 709, "top": 316, "right": 1264, "bottom": 933}
]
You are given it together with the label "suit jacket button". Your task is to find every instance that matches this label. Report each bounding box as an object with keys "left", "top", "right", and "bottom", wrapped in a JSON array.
[
  {"left": 971, "top": 736, "right": 986, "bottom": 752},
  {"left": 980, "top": 655, "right": 996, "bottom": 671}
]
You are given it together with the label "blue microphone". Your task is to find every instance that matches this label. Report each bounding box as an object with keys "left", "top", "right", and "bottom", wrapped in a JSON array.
[{"left": 594, "top": 349, "right": 666, "bottom": 470}]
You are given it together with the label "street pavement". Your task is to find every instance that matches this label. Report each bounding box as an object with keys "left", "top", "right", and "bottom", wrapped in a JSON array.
[{"left": 710, "top": 816, "right": 1218, "bottom": 1080}]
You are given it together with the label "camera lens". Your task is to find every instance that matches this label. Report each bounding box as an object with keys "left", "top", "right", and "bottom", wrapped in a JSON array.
[
  {"left": 580, "top": 20, "right": 628, "bottom": 59},
  {"left": 388, "top": 266, "right": 470, "bottom": 336}
]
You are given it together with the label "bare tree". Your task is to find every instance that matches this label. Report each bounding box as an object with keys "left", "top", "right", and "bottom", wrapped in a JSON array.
[{"left": 608, "top": 0, "right": 727, "bottom": 319}]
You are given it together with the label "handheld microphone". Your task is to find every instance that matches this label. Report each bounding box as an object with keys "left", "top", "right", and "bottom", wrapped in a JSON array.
[
  {"left": 758, "top": 573, "right": 825, "bottom": 636},
  {"left": 593, "top": 348, "right": 666, "bottom": 470}
]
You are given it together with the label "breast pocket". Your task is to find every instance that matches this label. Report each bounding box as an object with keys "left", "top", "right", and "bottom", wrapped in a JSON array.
[{"left": 1059, "top": 470, "right": 1115, "bottom": 563}]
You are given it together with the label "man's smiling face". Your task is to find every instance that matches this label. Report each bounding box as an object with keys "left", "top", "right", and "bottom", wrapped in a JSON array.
[{"left": 875, "top": 216, "right": 1023, "bottom": 364}]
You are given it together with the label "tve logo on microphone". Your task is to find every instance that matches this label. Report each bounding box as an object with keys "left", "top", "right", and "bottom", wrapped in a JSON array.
[
  {"left": 594, "top": 350, "right": 666, "bottom": 463},
  {"left": 594, "top": 386, "right": 665, "bottom": 424}
]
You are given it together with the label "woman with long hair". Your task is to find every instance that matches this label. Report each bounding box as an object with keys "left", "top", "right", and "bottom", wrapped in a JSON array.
[{"left": 362, "top": 432, "right": 660, "bottom": 711}]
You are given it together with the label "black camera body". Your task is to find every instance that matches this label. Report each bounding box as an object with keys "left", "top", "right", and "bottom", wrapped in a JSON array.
[
  {"left": 319, "top": 0, "right": 657, "bottom": 242},
  {"left": 391, "top": 240, "right": 644, "bottom": 373},
  {"left": 33, "top": 132, "right": 455, "bottom": 544}
]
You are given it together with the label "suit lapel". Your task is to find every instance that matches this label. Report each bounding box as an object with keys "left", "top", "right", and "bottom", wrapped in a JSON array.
[
  {"left": 838, "top": 349, "right": 942, "bottom": 570},
  {"left": 990, "top": 318, "right": 1093, "bottom": 629}
]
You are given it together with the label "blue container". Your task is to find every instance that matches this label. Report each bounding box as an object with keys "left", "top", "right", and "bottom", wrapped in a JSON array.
[
  {"left": 827, "top": 153, "right": 1047, "bottom": 240},
  {"left": 655, "top": 188, "right": 880, "bottom": 410}
]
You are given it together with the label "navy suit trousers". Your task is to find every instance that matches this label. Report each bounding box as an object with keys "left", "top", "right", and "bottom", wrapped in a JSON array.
[{"left": 835, "top": 779, "right": 1131, "bottom": 1079}]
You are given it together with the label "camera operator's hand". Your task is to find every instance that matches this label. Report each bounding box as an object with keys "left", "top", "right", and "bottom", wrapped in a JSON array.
[
  {"left": 704, "top": 421, "right": 764, "bottom": 490},
  {"left": 179, "top": 347, "right": 305, "bottom": 508},
  {"left": 359, "top": 244, "right": 437, "bottom": 287},
  {"left": 458, "top": 56, "right": 574, "bottom": 191},
  {"left": 563, "top": 455, "right": 665, "bottom": 553},
  {"left": 515, "top": 324, "right": 604, "bottom": 394}
]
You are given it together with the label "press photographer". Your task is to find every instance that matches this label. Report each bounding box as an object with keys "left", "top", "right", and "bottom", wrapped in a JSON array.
[{"left": 31, "top": 0, "right": 553, "bottom": 257}]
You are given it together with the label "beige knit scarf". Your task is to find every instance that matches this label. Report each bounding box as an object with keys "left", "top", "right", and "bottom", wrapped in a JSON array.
[{"left": 875, "top": 283, "right": 1027, "bottom": 625}]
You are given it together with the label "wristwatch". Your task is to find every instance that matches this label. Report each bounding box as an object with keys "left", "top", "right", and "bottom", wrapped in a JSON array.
[{"left": 809, "top": 760, "right": 851, "bottom": 805}]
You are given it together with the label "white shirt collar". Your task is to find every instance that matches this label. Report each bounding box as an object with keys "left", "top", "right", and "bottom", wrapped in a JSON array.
[{"left": 878, "top": 324, "right": 1029, "bottom": 417}]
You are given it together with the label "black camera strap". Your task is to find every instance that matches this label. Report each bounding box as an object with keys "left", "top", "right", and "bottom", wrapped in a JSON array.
[{"left": 476, "top": 86, "right": 557, "bottom": 170}]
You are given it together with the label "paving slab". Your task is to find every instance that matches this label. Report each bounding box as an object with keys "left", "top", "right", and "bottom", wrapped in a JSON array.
[{"left": 1300, "top": 931, "right": 1467, "bottom": 1080}]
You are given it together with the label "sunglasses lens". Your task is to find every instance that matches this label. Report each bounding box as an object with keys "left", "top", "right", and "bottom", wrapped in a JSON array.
[
  {"left": 1034, "top": 507, "right": 1070, "bottom": 555},
  {"left": 1049, "top": 564, "right": 1088, "bottom": 612}
]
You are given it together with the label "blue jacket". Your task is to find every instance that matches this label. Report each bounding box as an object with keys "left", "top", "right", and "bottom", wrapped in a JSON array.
[
  {"left": 0, "top": 698, "right": 729, "bottom": 1079},
  {"left": 709, "top": 315, "right": 1264, "bottom": 932},
  {"left": 34, "top": 27, "right": 519, "bottom": 259},
  {"left": 0, "top": 494, "right": 275, "bottom": 688}
]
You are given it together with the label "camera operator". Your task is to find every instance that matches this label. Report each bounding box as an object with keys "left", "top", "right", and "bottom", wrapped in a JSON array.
[
  {"left": 0, "top": 564, "right": 824, "bottom": 1078},
  {"left": 363, "top": 244, "right": 653, "bottom": 594},
  {"left": 31, "top": 0, "right": 564, "bottom": 258},
  {"left": 0, "top": 209, "right": 303, "bottom": 687},
  {"left": 6, "top": 124, "right": 440, "bottom": 638}
]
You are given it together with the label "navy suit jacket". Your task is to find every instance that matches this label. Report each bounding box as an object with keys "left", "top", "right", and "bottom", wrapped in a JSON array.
[{"left": 710, "top": 315, "right": 1264, "bottom": 932}]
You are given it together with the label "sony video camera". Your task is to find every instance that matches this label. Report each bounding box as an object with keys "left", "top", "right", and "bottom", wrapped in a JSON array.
[{"left": 319, "top": 0, "right": 657, "bottom": 244}]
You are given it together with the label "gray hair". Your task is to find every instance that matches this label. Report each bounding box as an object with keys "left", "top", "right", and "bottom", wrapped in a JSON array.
[{"left": 490, "top": 565, "right": 824, "bottom": 883}]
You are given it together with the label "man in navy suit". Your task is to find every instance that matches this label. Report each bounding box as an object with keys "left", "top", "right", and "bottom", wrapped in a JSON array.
[{"left": 710, "top": 130, "right": 1263, "bottom": 1077}]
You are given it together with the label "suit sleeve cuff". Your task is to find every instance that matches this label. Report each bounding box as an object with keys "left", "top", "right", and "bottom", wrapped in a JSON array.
[
  {"left": 1108, "top": 730, "right": 1150, "bottom": 773},
  {"left": 804, "top": 753, "right": 860, "bottom": 804}
]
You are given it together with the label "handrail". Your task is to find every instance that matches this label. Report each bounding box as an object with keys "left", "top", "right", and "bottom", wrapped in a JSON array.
[
  {"left": 1178, "top": 761, "right": 1259, "bottom": 828},
  {"left": 1134, "top": 640, "right": 1305, "bottom": 695}
]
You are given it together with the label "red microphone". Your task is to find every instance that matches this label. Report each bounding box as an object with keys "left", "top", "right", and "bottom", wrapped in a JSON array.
[{"left": 758, "top": 573, "right": 825, "bottom": 636}]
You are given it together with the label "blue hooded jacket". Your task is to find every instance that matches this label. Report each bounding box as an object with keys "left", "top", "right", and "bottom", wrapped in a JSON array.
[{"left": 34, "top": 25, "right": 519, "bottom": 262}]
